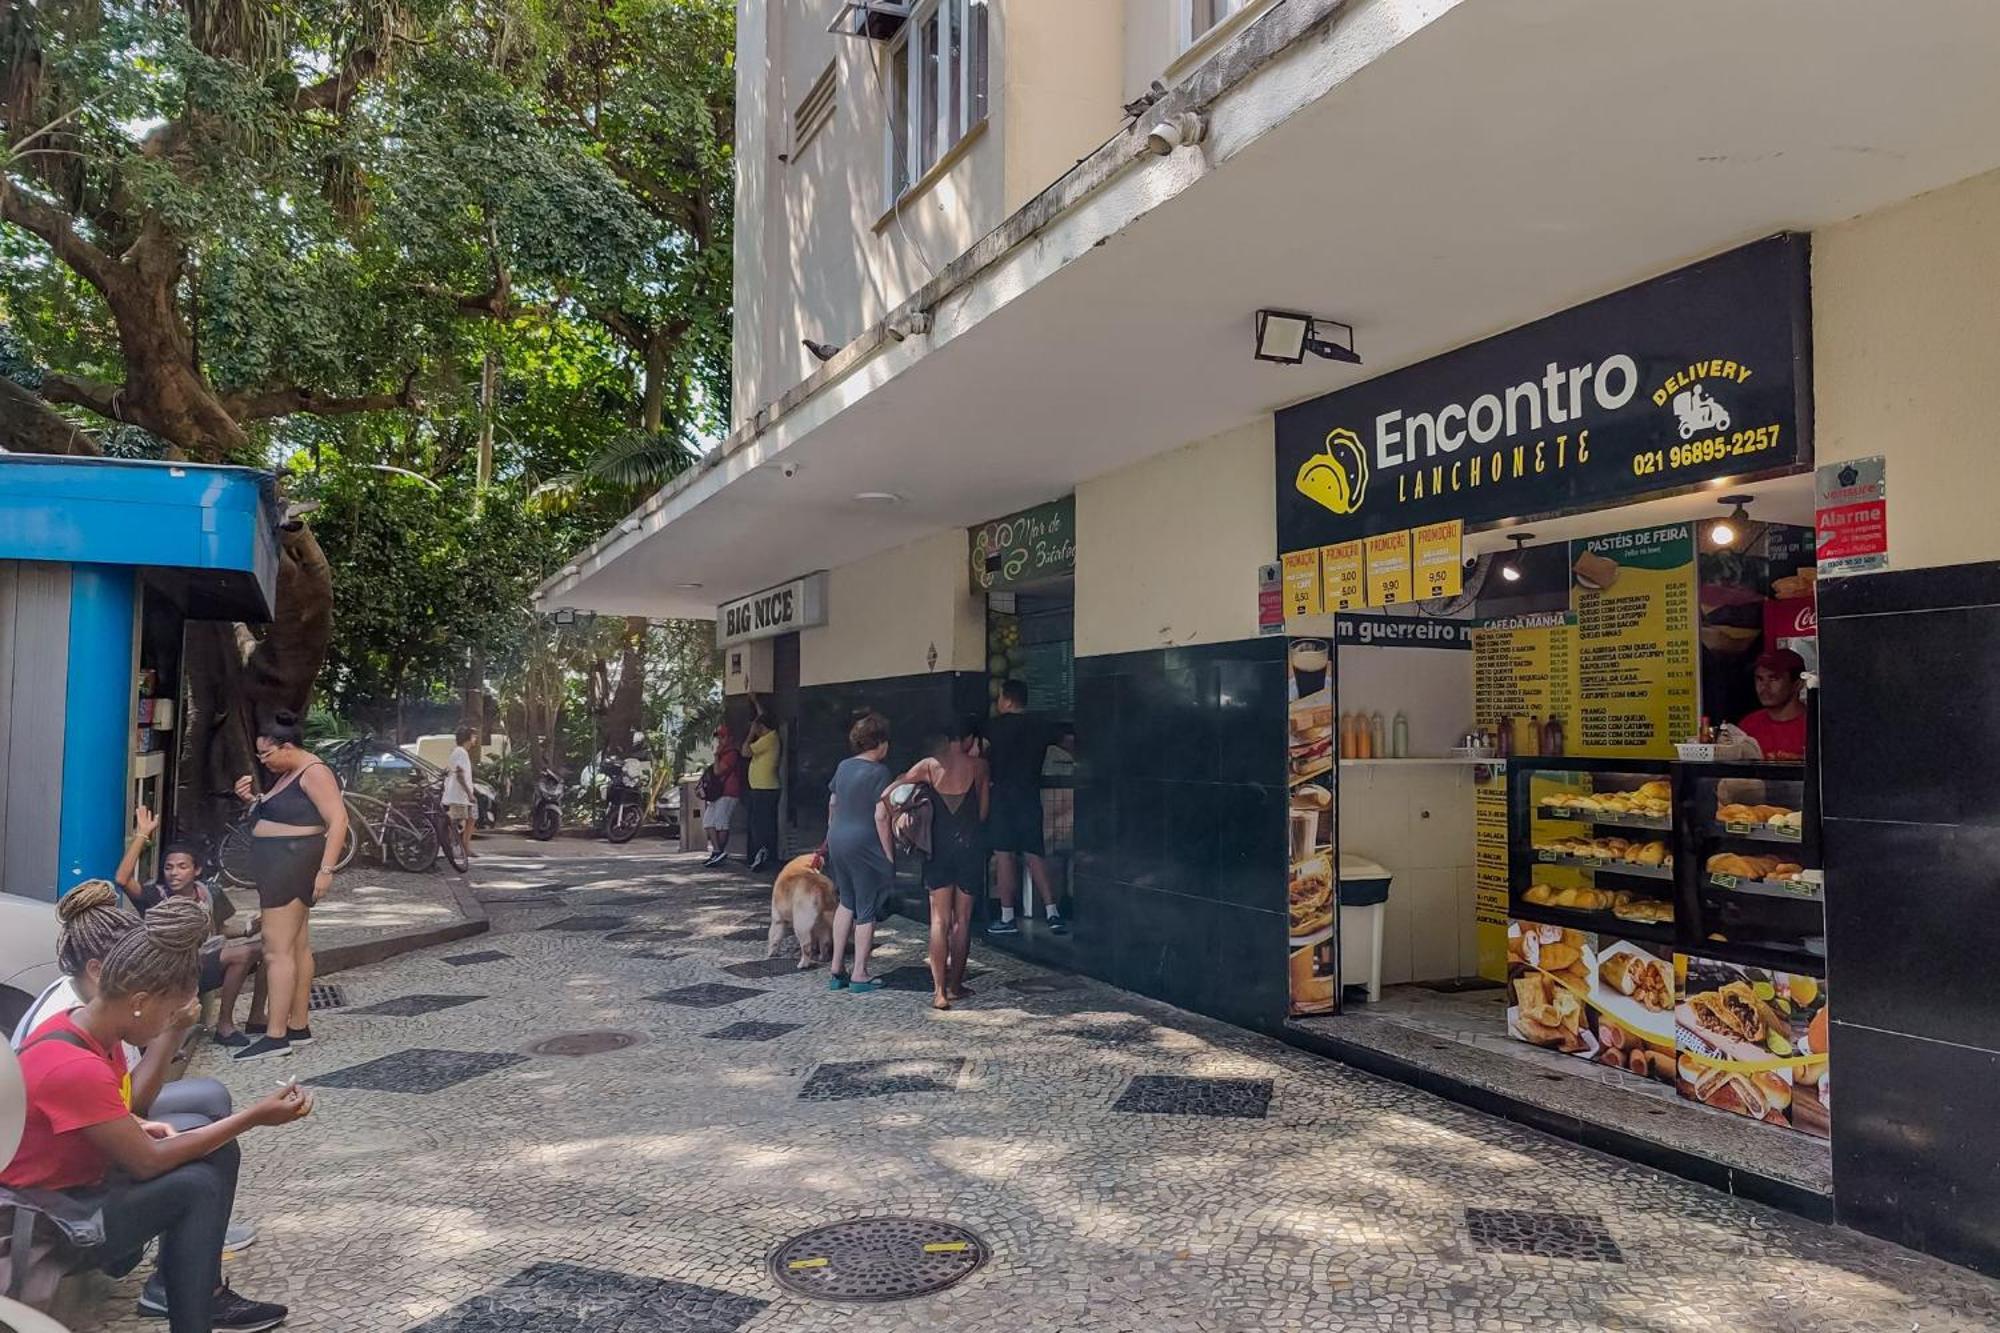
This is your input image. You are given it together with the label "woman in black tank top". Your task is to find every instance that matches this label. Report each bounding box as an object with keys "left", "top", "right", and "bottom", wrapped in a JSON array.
[
  {"left": 887, "top": 717, "right": 989, "bottom": 1010},
  {"left": 228, "top": 709, "right": 349, "bottom": 1063}
]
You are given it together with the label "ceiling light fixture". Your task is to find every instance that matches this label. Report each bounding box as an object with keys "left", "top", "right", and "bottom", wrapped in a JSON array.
[
  {"left": 1710, "top": 494, "right": 1753, "bottom": 548},
  {"left": 853, "top": 491, "right": 903, "bottom": 504},
  {"left": 675, "top": 581, "right": 704, "bottom": 590},
  {"left": 1254, "top": 310, "right": 1360, "bottom": 366},
  {"left": 1500, "top": 533, "right": 1535, "bottom": 584},
  {"left": 619, "top": 518, "right": 642, "bottom": 534}
]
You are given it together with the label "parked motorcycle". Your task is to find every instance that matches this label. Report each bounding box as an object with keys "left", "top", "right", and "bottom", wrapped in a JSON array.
[
  {"left": 602, "top": 759, "right": 645, "bottom": 844},
  {"left": 529, "top": 768, "right": 564, "bottom": 841}
]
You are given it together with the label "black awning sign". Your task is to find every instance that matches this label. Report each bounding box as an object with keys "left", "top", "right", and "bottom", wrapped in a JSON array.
[{"left": 1277, "top": 237, "right": 1812, "bottom": 550}]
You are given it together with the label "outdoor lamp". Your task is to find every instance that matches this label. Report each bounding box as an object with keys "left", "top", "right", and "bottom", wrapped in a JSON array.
[
  {"left": 1500, "top": 533, "right": 1535, "bottom": 583},
  {"left": 1254, "top": 311, "right": 1360, "bottom": 366},
  {"left": 1710, "top": 494, "right": 1753, "bottom": 549}
]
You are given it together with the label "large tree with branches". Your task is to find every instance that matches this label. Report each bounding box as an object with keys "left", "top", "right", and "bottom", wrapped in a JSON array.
[{"left": 1, "top": 0, "right": 732, "bottom": 809}]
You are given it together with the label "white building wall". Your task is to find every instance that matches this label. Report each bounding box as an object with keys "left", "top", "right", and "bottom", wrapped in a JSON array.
[{"left": 798, "top": 528, "right": 986, "bottom": 688}]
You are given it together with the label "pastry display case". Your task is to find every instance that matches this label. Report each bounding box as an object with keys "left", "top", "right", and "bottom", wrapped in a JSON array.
[
  {"left": 1508, "top": 759, "right": 1679, "bottom": 947},
  {"left": 1688, "top": 763, "right": 1824, "bottom": 975}
]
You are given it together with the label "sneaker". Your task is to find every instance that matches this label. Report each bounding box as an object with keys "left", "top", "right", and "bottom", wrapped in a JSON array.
[
  {"left": 224, "top": 1218, "right": 259, "bottom": 1253},
  {"left": 212, "top": 1030, "right": 252, "bottom": 1049},
  {"left": 701, "top": 851, "right": 724, "bottom": 868},
  {"left": 750, "top": 849, "right": 770, "bottom": 872},
  {"left": 137, "top": 1273, "right": 167, "bottom": 1316},
  {"left": 986, "top": 918, "right": 1019, "bottom": 936},
  {"left": 212, "top": 1285, "right": 288, "bottom": 1331},
  {"left": 231, "top": 1035, "right": 291, "bottom": 1062},
  {"left": 285, "top": 1026, "right": 314, "bottom": 1046},
  {"left": 1045, "top": 912, "right": 1068, "bottom": 935}
]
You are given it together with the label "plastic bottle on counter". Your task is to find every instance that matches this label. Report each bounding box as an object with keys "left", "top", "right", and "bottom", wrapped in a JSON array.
[
  {"left": 1338, "top": 712, "right": 1355, "bottom": 759},
  {"left": 1543, "top": 714, "right": 1565, "bottom": 756},
  {"left": 1392, "top": 710, "right": 1410, "bottom": 759},
  {"left": 1369, "top": 711, "right": 1386, "bottom": 760},
  {"left": 1496, "top": 715, "right": 1514, "bottom": 758},
  {"left": 1355, "top": 713, "right": 1373, "bottom": 759},
  {"left": 1514, "top": 713, "right": 1539, "bottom": 757}
]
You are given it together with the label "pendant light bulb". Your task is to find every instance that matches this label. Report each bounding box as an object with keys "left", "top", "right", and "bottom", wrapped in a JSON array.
[
  {"left": 1500, "top": 533, "right": 1535, "bottom": 583},
  {"left": 1711, "top": 495, "right": 1754, "bottom": 550}
]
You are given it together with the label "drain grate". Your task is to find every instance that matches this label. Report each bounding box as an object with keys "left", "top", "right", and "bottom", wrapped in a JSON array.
[
  {"left": 308, "top": 983, "right": 347, "bottom": 1012},
  {"left": 527, "top": 1030, "right": 644, "bottom": 1057},
  {"left": 1465, "top": 1208, "right": 1625, "bottom": 1263},
  {"left": 769, "top": 1217, "right": 987, "bottom": 1303}
]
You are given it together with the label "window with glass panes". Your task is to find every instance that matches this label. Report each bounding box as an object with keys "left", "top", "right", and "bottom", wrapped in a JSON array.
[
  {"left": 1186, "top": 0, "right": 1247, "bottom": 44},
  {"left": 886, "top": 0, "right": 988, "bottom": 201}
]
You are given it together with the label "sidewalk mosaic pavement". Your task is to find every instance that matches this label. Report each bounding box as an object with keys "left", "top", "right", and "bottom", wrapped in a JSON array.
[{"left": 64, "top": 843, "right": 2000, "bottom": 1332}]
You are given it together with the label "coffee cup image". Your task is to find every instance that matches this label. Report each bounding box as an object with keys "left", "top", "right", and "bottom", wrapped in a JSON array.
[{"left": 1296, "top": 427, "right": 1369, "bottom": 515}]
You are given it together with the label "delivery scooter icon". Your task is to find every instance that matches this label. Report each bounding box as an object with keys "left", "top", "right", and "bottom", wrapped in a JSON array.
[
  {"left": 1672, "top": 384, "right": 1731, "bottom": 440},
  {"left": 1296, "top": 427, "right": 1369, "bottom": 515}
]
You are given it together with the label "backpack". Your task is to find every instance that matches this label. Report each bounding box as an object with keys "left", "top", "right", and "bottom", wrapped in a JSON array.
[
  {"left": 697, "top": 765, "right": 725, "bottom": 802},
  {"left": 1, "top": 1029, "right": 112, "bottom": 1309},
  {"left": 883, "top": 781, "right": 933, "bottom": 858}
]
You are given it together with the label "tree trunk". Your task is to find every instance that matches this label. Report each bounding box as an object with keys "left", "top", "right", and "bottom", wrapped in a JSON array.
[
  {"left": 599, "top": 616, "right": 650, "bottom": 757},
  {"left": 641, "top": 334, "right": 668, "bottom": 434}
]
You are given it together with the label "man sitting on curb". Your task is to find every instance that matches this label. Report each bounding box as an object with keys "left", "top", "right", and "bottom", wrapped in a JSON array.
[{"left": 115, "top": 806, "right": 263, "bottom": 1049}]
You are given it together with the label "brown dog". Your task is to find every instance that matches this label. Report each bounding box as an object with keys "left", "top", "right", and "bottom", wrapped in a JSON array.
[{"left": 769, "top": 854, "right": 837, "bottom": 968}]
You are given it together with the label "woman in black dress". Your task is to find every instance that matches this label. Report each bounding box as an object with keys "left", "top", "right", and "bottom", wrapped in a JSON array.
[{"left": 890, "top": 717, "right": 989, "bottom": 1010}]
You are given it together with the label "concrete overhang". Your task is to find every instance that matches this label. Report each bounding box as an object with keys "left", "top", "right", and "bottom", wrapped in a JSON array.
[{"left": 539, "top": 0, "right": 2000, "bottom": 620}]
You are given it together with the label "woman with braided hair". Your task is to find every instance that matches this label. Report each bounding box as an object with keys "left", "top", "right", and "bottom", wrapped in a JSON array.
[{"left": 4, "top": 893, "right": 311, "bottom": 1332}]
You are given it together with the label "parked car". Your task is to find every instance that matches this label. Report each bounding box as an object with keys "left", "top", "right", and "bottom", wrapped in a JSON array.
[
  {"left": 0, "top": 891, "right": 61, "bottom": 1036},
  {"left": 321, "top": 737, "right": 499, "bottom": 827}
]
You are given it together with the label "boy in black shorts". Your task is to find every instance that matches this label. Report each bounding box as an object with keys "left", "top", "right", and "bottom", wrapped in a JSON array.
[{"left": 983, "top": 680, "right": 1065, "bottom": 935}]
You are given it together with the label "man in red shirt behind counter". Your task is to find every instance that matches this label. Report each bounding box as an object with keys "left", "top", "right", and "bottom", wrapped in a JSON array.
[{"left": 1738, "top": 648, "right": 1808, "bottom": 761}]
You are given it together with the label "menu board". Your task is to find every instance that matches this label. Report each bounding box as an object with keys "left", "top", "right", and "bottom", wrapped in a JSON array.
[
  {"left": 1569, "top": 524, "right": 1698, "bottom": 757},
  {"left": 1472, "top": 615, "right": 1576, "bottom": 733},
  {"left": 1282, "top": 548, "right": 1323, "bottom": 619},
  {"left": 1364, "top": 530, "right": 1412, "bottom": 606},
  {"left": 1473, "top": 768, "right": 1511, "bottom": 982},
  {"left": 1320, "top": 540, "right": 1364, "bottom": 611}
]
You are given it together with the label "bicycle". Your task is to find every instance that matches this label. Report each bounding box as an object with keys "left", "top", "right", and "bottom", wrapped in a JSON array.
[
  {"left": 217, "top": 790, "right": 435, "bottom": 885},
  {"left": 432, "top": 800, "right": 470, "bottom": 873}
]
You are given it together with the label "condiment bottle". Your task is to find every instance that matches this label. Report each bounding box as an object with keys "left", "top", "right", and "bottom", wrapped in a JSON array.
[
  {"left": 1496, "top": 715, "right": 1514, "bottom": 758},
  {"left": 1356, "top": 714, "right": 1373, "bottom": 759},
  {"left": 1543, "top": 714, "right": 1564, "bottom": 756},
  {"left": 1515, "top": 714, "right": 1539, "bottom": 757},
  {"left": 1369, "top": 711, "right": 1386, "bottom": 759},
  {"left": 1339, "top": 712, "right": 1356, "bottom": 759},
  {"left": 1392, "top": 710, "right": 1409, "bottom": 759}
]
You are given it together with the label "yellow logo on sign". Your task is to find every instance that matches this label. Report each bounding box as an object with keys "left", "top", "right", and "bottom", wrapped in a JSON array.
[{"left": 1295, "top": 427, "right": 1369, "bottom": 515}]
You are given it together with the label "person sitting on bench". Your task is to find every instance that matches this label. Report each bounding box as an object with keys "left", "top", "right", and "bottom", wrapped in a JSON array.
[{"left": 115, "top": 807, "right": 262, "bottom": 1049}]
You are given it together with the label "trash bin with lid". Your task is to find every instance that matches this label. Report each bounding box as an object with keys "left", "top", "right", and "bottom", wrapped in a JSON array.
[{"left": 1337, "top": 854, "right": 1394, "bottom": 1004}]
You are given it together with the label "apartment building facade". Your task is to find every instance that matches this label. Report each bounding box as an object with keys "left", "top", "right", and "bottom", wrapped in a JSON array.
[{"left": 544, "top": 0, "right": 2000, "bottom": 1277}]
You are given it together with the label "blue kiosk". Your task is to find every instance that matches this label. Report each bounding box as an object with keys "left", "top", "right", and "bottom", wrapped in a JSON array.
[{"left": 0, "top": 455, "right": 278, "bottom": 900}]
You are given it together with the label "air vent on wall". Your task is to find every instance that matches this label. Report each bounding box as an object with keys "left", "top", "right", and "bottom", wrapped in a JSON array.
[
  {"left": 827, "top": 1, "right": 911, "bottom": 40},
  {"left": 791, "top": 62, "right": 836, "bottom": 159}
]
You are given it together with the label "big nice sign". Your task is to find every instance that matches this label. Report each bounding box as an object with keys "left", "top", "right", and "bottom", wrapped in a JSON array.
[
  {"left": 716, "top": 573, "right": 828, "bottom": 648},
  {"left": 1275, "top": 236, "right": 1813, "bottom": 550}
]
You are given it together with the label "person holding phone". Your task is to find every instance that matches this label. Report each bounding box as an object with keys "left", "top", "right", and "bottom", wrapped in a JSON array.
[
  {"left": 4, "top": 896, "right": 312, "bottom": 1331},
  {"left": 231, "top": 710, "right": 347, "bottom": 1062}
]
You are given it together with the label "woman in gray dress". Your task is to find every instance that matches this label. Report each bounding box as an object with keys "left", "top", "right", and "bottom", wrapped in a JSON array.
[{"left": 825, "top": 712, "right": 897, "bottom": 993}]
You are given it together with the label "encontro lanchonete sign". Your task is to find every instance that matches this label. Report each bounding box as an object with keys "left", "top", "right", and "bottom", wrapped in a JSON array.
[
  {"left": 1276, "top": 236, "right": 1812, "bottom": 550},
  {"left": 716, "top": 572, "right": 828, "bottom": 647}
]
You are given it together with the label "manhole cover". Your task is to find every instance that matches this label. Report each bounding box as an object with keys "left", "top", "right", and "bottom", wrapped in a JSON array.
[
  {"left": 768, "top": 1217, "right": 987, "bottom": 1303},
  {"left": 527, "top": 1030, "right": 644, "bottom": 1057}
]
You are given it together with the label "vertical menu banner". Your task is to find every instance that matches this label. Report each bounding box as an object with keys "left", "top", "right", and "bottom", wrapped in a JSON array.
[
  {"left": 1285, "top": 637, "right": 1337, "bottom": 1016},
  {"left": 1473, "top": 766, "right": 1511, "bottom": 982},
  {"left": 1569, "top": 524, "right": 1697, "bottom": 757},
  {"left": 1364, "top": 530, "right": 1412, "bottom": 607},
  {"left": 1282, "top": 548, "right": 1323, "bottom": 620},
  {"left": 1320, "top": 539, "right": 1365, "bottom": 611},
  {"left": 1413, "top": 520, "right": 1465, "bottom": 601}
]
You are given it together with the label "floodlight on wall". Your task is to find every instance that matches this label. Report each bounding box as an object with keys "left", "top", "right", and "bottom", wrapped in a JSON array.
[
  {"left": 1254, "top": 310, "right": 1361, "bottom": 366},
  {"left": 1710, "top": 494, "right": 1753, "bottom": 548},
  {"left": 827, "top": 0, "right": 910, "bottom": 39},
  {"left": 1499, "top": 533, "right": 1535, "bottom": 583},
  {"left": 553, "top": 607, "right": 578, "bottom": 627}
]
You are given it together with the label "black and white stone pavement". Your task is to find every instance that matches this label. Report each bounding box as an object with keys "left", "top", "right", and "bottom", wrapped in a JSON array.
[{"left": 63, "top": 836, "right": 2000, "bottom": 1331}]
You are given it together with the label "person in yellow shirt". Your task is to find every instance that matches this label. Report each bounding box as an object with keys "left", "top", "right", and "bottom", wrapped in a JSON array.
[{"left": 743, "top": 701, "right": 783, "bottom": 873}]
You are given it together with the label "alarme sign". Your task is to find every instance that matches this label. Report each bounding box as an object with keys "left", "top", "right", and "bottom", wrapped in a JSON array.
[{"left": 716, "top": 573, "right": 828, "bottom": 647}]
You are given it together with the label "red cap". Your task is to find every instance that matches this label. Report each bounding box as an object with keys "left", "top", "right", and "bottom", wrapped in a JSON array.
[{"left": 1754, "top": 647, "right": 1805, "bottom": 677}]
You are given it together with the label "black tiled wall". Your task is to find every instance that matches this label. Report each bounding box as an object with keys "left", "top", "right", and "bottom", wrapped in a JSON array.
[
  {"left": 1068, "top": 637, "right": 1291, "bottom": 1033},
  {"left": 1819, "top": 560, "right": 2000, "bottom": 1278},
  {"left": 790, "top": 670, "right": 987, "bottom": 853}
]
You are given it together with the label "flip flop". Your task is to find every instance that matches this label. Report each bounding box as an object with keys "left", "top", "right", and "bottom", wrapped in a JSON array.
[
  {"left": 847, "top": 978, "right": 881, "bottom": 994},
  {"left": 827, "top": 972, "right": 850, "bottom": 991}
]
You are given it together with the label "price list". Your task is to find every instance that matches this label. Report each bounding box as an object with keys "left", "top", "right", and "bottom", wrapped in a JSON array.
[
  {"left": 1474, "top": 768, "right": 1511, "bottom": 981},
  {"left": 1472, "top": 619, "right": 1576, "bottom": 732},
  {"left": 1570, "top": 524, "right": 1697, "bottom": 758}
]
